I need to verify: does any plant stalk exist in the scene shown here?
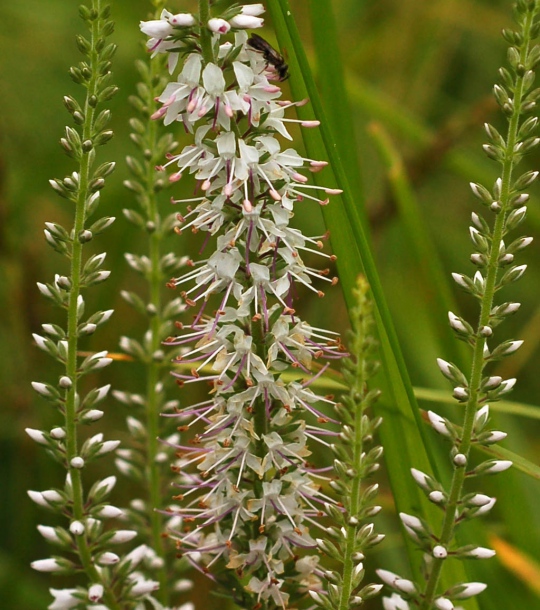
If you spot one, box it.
[64,1,121,607]
[198,0,214,64]
[419,8,535,608]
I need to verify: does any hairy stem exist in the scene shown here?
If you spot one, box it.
[338,349,368,610]
[198,0,214,64]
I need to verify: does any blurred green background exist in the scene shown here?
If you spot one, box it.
[1,0,539,607]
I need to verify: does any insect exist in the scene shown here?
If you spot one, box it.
[247,33,289,81]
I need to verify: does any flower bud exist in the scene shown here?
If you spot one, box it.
[230,14,264,29]
[208,18,231,34]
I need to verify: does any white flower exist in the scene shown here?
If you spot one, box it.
[382,594,410,610]
[94,475,117,495]
[241,4,265,16]
[97,505,123,519]
[141,9,186,72]
[169,13,196,27]
[208,18,231,34]
[97,552,120,565]
[155,54,204,125]
[451,582,487,599]
[483,460,512,474]
[48,588,80,609]
[399,512,425,533]
[88,584,104,602]
[37,525,62,544]
[429,490,445,503]
[230,14,264,29]
[69,520,85,535]
[473,496,497,516]
[434,598,454,610]
[32,558,63,572]
[428,410,451,436]
[140,19,174,39]
[70,456,84,469]
[96,439,121,455]
[25,428,48,445]
[174,579,194,592]
[433,545,448,558]
[109,530,138,544]
[468,493,493,506]
[82,409,104,422]
[453,453,467,466]
[464,546,496,559]
[121,544,151,569]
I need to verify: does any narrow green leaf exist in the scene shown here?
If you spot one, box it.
[415,386,540,420]
[369,122,470,369]
[309,0,364,221]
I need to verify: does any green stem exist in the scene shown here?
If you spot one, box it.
[198,0,214,64]
[64,2,121,607]
[419,10,535,609]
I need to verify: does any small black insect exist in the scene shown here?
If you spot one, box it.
[247,33,289,81]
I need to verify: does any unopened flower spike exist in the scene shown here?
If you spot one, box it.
[29,2,150,608]
[381,3,540,609]
[142,2,346,606]
[312,276,384,610]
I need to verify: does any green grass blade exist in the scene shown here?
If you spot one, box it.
[415,386,540,420]
[309,0,364,220]
[369,122,470,369]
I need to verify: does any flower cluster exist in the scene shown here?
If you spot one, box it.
[140,3,346,607]
[141,4,265,74]
[378,2,540,609]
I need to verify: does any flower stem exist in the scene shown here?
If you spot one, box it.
[64,2,121,607]
[144,50,169,607]
[198,0,214,64]
[419,8,535,608]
